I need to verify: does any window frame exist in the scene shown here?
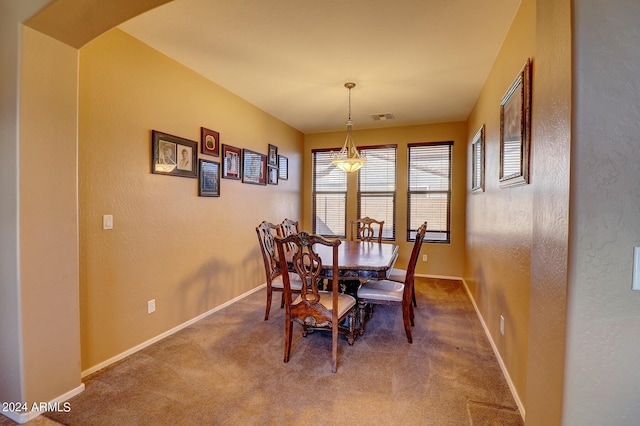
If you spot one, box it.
[407,141,453,243]
[356,144,397,241]
[471,125,485,193]
[312,148,347,238]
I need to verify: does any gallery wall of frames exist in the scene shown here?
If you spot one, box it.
[151,127,289,197]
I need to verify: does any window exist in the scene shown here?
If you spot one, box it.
[357,145,397,240]
[471,125,485,193]
[312,149,347,237]
[407,142,452,243]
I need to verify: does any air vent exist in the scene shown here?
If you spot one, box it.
[371,113,395,121]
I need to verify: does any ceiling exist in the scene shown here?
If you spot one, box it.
[119,0,521,134]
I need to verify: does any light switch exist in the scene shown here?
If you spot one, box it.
[633,247,640,291]
[103,215,113,230]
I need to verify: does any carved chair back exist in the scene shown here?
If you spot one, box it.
[276,231,339,314]
[278,218,300,252]
[350,217,384,243]
[256,221,281,282]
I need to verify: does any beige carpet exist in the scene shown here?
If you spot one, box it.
[2,278,523,425]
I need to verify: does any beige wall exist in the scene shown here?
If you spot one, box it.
[19,25,82,405]
[79,29,303,370]
[303,122,467,278]
[564,0,640,423]
[525,0,572,424]
[465,0,536,414]
[0,0,54,407]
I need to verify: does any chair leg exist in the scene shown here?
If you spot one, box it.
[410,302,415,326]
[284,318,293,363]
[346,310,356,345]
[280,292,285,308]
[402,302,413,344]
[412,285,417,307]
[358,301,367,336]
[265,287,273,321]
[332,321,338,373]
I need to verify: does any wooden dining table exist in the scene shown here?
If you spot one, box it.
[310,240,400,280]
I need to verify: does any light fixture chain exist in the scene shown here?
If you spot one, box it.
[348,85,352,121]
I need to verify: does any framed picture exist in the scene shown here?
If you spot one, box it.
[278,155,288,180]
[201,127,219,156]
[268,144,278,167]
[151,130,197,178]
[471,125,485,193]
[221,144,242,180]
[268,166,278,185]
[500,58,532,187]
[242,149,267,185]
[198,159,220,197]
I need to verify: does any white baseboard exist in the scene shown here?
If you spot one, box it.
[81,284,266,378]
[460,278,526,420]
[1,383,85,424]
[415,273,463,280]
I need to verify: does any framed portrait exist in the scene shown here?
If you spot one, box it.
[471,125,485,193]
[268,144,278,167]
[278,155,288,180]
[198,159,220,197]
[242,149,267,185]
[268,166,278,185]
[201,127,219,156]
[151,130,197,178]
[500,58,532,187]
[221,144,241,180]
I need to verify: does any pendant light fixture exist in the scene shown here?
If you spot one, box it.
[331,82,366,173]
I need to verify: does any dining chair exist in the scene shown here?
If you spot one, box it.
[349,217,384,243]
[356,221,428,343]
[387,222,428,308]
[274,231,357,373]
[256,221,303,321]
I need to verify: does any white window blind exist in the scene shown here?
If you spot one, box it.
[357,145,397,240]
[312,150,347,237]
[408,142,452,242]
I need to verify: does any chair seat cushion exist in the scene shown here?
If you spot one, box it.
[357,279,404,302]
[293,291,356,318]
[387,268,406,283]
[271,273,303,290]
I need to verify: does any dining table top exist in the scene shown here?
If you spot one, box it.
[311,240,399,280]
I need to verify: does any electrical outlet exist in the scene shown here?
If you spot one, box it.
[422,254,428,262]
[500,315,505,336]
[148,299,156,314]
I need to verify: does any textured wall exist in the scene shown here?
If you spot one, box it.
[79,29,303,370]
[464,0,536,412]
[564,0,640,423]
[303,122,468,278]
[525,0,572,424]
[20,25,83,405]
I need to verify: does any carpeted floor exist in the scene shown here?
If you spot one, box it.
[2,277,523,425]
